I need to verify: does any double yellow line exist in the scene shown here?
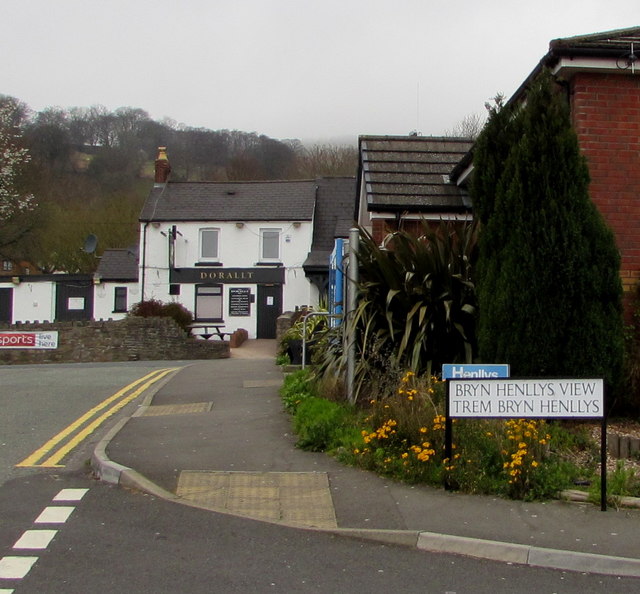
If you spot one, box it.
[17,367,179,468]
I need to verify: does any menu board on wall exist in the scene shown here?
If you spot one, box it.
[229,288,251,316]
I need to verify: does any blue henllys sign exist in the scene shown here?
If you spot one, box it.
[442,364,510,380]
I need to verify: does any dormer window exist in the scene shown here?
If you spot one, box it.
[199,228,220,262]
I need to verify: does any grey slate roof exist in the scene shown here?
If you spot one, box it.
[359,136,473,212]
[549,26,640,54]
[303,177,357,270]
[140,180,317,222]
[96,247,139,281]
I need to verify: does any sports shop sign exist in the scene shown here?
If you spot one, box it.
[444,374,608,510]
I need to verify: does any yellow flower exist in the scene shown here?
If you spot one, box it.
[419,426,427,434]
[401,452,409,459]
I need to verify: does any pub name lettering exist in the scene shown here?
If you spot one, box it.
[199,271,255,281]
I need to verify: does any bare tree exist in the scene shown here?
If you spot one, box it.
[445,112,486,139]
[292,143,358,178]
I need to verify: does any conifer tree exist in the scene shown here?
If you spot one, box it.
[473,70,623,388]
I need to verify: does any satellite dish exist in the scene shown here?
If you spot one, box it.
[83,234,98,254]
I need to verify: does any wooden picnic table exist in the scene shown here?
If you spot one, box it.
[189,324,228,340]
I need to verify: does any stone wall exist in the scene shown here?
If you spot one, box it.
[0,317,229,365]
[276,311,298,342]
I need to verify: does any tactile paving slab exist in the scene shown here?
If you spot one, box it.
[176,471,337,528]
[141,402,213,416]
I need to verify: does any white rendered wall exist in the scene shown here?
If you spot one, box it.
[0,281,55,323]
[93,281,141,320]
[139,220,319,338]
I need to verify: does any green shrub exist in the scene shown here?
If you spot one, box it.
[129,299,165,317]
[129,299,193,333]
[293,397,353,452]
[284,369,606,503]
[315,221,478,404]
[280,369,316,413]
[473,70,624,389]
[589,460,640,506]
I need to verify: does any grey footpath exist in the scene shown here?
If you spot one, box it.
[91,342,640,579]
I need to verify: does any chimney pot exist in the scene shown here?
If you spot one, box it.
[154,146,171,184]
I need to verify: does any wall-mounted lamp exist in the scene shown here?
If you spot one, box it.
[11,276,20,285]
[293,221,301,228]
[152,222,161,228]
[235,222,245,229]
[92,274,102,285]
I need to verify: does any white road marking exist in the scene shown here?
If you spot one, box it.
[0,556,38,579]
[34,506,75,524]
[53,488,89,501]
[13,530,58,550]
[0,488,91,589]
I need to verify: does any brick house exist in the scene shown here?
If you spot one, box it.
[455,26,640,301]
[358,28,640,309]
[553,28,640,295]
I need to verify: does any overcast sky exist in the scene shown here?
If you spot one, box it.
[2,1,638,144]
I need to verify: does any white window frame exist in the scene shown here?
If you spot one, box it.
[195,284,223,321]
[199,228,220,262]
[260,228,281,262]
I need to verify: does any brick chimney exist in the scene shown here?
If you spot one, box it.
[154,147,171,185]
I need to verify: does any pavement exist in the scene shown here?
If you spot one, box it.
[92,340,640,578]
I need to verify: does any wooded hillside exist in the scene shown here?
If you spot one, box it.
[1,95,357,273]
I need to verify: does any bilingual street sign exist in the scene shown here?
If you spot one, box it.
[449,379,604,419]
[447,378,604,419]
[442,363,510,380]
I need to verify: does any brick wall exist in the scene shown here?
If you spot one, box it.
[0,317,229,365]
[571,72,640,298]
[371,219,392,245]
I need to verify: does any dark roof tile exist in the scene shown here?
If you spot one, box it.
[96,247,138,281]
[140,180,317,222]
[360,135,472,212]
[304,177,357,272]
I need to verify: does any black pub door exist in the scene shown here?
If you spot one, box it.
[256,284,282,339]
[55,280,94,321]
[0,288,13,322]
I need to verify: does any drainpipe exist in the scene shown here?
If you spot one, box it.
[141,222,149,302]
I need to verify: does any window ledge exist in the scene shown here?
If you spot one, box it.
[195,262,223,267]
